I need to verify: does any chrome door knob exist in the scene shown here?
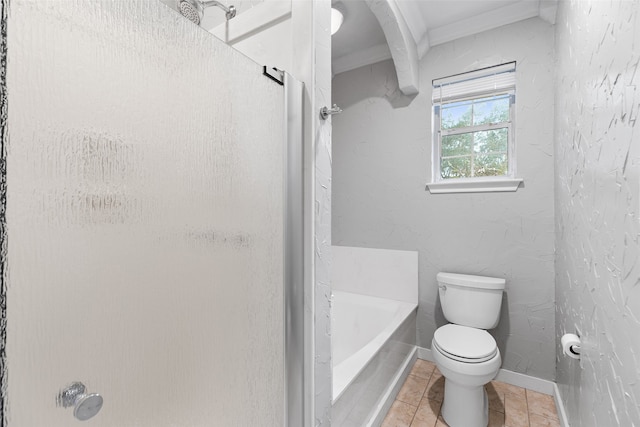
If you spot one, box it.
[58,382,103,421]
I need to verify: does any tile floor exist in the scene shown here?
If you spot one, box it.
[382,359,560,427]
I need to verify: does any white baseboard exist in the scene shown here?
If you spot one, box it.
[416,346,570,426]
[367,346,418,427]
[417,346,433,361]
[493,368,554,395]
[553,383,570,427]
[417,346,554,394]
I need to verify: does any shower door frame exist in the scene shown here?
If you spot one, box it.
[283,72,306,427]
[0,0,8,425]
[0,1,306,424]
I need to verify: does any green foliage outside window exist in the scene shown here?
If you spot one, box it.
[439,94,510,179]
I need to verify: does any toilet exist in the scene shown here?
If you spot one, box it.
[431,272,505,427]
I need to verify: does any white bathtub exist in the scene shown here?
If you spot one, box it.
[332,290,417,402]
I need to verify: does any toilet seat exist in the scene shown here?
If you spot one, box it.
[433,324,497,363]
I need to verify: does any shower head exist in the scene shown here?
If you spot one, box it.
[178,0,237,25]
[178,0,202,24]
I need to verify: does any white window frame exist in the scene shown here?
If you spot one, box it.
[426,62,523,194]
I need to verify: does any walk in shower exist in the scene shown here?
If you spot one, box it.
[2,0,304,425]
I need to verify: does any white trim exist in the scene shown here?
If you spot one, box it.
[417,346,570,424]
[426,178,523,194]
[433,63,515,90]
[417,33,431,60]
[416,346,554,395]
[209,0,291,44]
[431,77,516,186]
[428,0,539,47]
[417,346,433,361]
[392,0,426,52]
[332,43,392,76]
[367,347,418,427]
[433,72,515,102]
[365,0,420,96]
[494,369,554,395]
[283,72,305,427]
[553,383,571,427]
[538,0,559,25]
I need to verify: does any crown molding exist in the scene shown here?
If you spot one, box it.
[428,0,540,47]
[538,0,559,25]
[332,43,392,76]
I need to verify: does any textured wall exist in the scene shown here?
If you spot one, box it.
[332,18,556,380]
[554,0,640,425]
[297,1,334,425]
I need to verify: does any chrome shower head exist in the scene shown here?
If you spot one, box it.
[178,0,203,24]
[178,0,236,25]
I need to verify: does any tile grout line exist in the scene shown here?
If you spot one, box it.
[386,361,560,427]
[526,388,561,426]
[407,364,435,427]
[526,388,530,427]
[408,370,430,427]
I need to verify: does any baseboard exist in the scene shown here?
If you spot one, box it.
[417,346,433,361]
[553,383,570,427]
[417,346,554,394]
[367,346,418,427]
[493,369,555,395]
[417,346,571,426]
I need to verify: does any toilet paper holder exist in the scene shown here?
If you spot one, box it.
[568,343,581,356]
[561,333,581,359]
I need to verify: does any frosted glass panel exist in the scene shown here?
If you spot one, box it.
[6,1,285,426]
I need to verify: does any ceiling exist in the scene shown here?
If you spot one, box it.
[332,0,557,76]
[159,0,557,94]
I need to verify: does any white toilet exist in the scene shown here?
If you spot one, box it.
[431,272,506,427]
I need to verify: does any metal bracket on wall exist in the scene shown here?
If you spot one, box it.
[320,104,342,120]
[263,66,284,86]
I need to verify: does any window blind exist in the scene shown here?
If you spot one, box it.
[432,62,516,103]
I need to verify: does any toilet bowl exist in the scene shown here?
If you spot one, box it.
[432,272,505,427]
[432,324,501,427]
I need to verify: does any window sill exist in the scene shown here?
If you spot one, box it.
[425,178,523,194]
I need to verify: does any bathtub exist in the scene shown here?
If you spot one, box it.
[331,291,417,426]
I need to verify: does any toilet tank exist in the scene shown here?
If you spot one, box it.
[437,272,505,329]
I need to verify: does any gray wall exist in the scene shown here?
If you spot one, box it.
[554,1,640,425]
[332,18,556,380]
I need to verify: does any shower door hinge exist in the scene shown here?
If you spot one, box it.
[263,66,284,86]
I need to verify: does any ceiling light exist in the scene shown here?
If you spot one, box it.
[331,7,344,35]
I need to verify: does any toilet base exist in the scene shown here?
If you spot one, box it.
[441,378,489,427]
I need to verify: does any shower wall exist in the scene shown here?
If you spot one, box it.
[554,0,640,425]
[332,17,556,380]
[159,0,294,71]
[208,0,293,72]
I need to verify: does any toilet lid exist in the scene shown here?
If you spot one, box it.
[433,324,498,363]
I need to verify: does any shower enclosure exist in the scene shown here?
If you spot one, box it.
[1,0,304,425]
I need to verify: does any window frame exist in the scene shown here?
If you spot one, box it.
[427,63,523,194]
[433,91,516,181]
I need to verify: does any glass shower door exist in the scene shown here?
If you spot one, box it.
[4,1,294,425]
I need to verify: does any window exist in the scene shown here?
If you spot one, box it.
[427,62,522,194]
